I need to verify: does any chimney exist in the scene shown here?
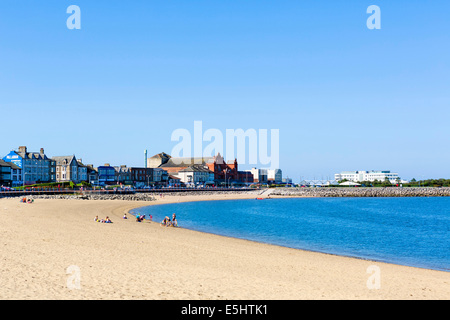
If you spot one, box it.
[145,149,148,168]
[40,148,44,155]
[18,146,27,154]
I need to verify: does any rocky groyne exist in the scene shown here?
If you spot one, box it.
[268,187,450,198]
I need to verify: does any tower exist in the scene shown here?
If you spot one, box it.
[144,149,148,168]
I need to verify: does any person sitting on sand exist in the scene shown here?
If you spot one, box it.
[123,213,128,219]
[161,216,170,226]
[94,215,99,222]
[105,216,112,223]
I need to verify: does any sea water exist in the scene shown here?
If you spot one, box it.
[131,197,450,271]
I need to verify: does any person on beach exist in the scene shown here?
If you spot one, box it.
[105,216,112,223]
[171,213,178,227]
[161,216,170,226]
[94,215,99,222]
[123,213,128,219]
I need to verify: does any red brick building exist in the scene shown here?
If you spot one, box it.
[154,152,253,185]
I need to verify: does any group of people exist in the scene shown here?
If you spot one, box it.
[20,197,34,204]
[94,212,177,227]
[134,214,152,222]
[94,215,112,223]
[161,213,178,227]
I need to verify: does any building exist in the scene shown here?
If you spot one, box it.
[2,146,52,185]
[131,167,153,187]
[152,168,169,186]
[53,155,80,183]
[267,169,283,184]
[159,156,214,175]
[97,164,116,185]
[168,175,181,186]
[86,165,98,185]
[176,165,214,185]
[0,160,11,187]
[205,153,239,184]
[247,168,268,183]
[114,165,132,185]
[151,152,250,185]
[147,152,171,168]
[335,170,401,183]
[1,160,23,187]
[77,160,88,182]
[237,171,254,184]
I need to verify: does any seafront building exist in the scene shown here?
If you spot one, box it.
[97,164,116,185]
[2,146,54,185]
[148,152,253,185]
[267,169,283,184]
[176,165,215,185]
[0,159,22,187]
[0,146,276,187]
[52,155,88,183]
[247,168,268,183]
[335,170,401,183]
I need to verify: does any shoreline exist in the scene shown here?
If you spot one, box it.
[0,195,448,300]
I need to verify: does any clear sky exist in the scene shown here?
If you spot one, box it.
[1,1,449,181]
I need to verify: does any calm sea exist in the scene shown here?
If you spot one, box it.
[131,197,450,271]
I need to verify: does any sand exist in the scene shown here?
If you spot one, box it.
[0,193,448,300]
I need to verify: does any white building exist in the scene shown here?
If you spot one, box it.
[247,168,268,183]
[335,170,400,183]
[267,169,282,184]
[176,165,214,185]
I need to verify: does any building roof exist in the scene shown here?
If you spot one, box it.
[15,151,48,161]
[178,165,213,173]
[0,159,21,170]
[113,166,132,173]
[160,157,214,168]
[149,152,172,160]
[52,155,77,165]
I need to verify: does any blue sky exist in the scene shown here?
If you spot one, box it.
[1,1,449,181]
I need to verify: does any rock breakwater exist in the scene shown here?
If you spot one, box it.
[269,187,450,197]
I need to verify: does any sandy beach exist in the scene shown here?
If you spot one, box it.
[0,193,448,300]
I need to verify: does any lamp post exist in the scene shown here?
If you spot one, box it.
[223,169,227,188]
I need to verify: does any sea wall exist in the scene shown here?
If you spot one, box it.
[7,189,261,201]
[269,187,450,197]
[11,193,158,201]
